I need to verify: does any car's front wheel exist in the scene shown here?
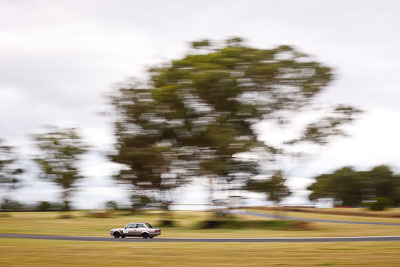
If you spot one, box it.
[113,232,121,238]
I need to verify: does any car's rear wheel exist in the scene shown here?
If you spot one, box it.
[142,233,149,239]
[149,236,154,239]
[113,232,121,238]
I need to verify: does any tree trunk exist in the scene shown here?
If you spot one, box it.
[62,189,71,211]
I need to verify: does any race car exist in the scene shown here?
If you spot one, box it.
[110,222,161,239]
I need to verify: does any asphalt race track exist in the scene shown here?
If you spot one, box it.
[1,233,400,242]
[1,211,400,243]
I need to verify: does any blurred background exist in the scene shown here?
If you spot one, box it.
[1,0,400,212]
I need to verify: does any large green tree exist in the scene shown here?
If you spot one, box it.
[110,37,361,210]
[149,38,360,205]
[33,127,88,211]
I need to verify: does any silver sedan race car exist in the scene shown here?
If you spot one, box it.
[110,222,161,239]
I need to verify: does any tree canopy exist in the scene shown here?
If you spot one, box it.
[33,127,88,210]
[109,37,361,209]
[308,165,400,207]
[246,170,291,204]
[0,139,24,197]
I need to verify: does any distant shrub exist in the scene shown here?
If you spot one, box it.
[0,199,23,211]
[200,219,246,229]
[105,201,119,210]
[198,218,314,230]
[159,220,176,227]
[59,214,73,219]
[37,201,52,211]
[36,201,65,211]
[87,211,112,218]
[367,197,395,211]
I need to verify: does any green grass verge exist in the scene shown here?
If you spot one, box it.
[198,217,312,230]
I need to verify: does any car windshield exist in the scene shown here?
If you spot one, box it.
[145,223,153,228]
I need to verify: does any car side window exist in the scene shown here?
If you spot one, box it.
[127,224,136,228]
[136,224,144,228]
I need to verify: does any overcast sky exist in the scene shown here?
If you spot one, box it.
[1,0,400,208]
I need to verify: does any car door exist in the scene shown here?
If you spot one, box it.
[123,223,136,236]
[135,223,146,236]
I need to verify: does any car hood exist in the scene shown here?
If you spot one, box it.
[110,228,124,232]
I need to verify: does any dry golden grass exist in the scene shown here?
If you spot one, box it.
[1,238,400,267]
[244,208,400,223]
[1,211,400,266]
[0,210,399,238]
[248,206,400,218]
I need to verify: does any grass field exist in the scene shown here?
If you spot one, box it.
[0,210,399,238]
[1,210,400,266]
[247,207,400,219]
[243,208,400,224]
[1,238,400,267]
[294,207,400,217]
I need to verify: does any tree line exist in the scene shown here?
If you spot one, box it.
[308,165,400,209]
[1,37,365,213]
